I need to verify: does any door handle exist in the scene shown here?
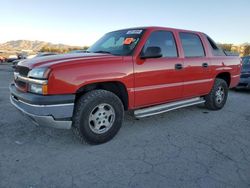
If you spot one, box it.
[175,64,183,70]
[202,62,209,68]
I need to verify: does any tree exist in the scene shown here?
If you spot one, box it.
[40,45,89,53]
[40,45,50,52]
[243,45,250,56]
[83,46,89,50]
[217,43,233,52]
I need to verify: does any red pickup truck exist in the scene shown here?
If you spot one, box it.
[10,27,241,144]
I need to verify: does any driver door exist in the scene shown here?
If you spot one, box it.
[134,30,184,108]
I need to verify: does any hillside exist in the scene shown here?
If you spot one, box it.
[0,40,80,52]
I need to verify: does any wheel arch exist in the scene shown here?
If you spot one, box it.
[75,81,129,110]
[215,72,231,87]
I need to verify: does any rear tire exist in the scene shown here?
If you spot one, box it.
[72,90,124,145]
[204,78,228,110]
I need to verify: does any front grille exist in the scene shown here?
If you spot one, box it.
[15,66,30,77]
[14,65,30,91]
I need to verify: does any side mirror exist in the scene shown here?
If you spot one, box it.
[141,46,162,59]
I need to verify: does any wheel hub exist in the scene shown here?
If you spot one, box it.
[215,86,225,104]
[89,103,115,134]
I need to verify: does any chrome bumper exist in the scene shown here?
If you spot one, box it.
[10,95,73,129]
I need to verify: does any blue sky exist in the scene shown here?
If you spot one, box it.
[1,0,250,46]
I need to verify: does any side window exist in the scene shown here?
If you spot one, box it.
[143,31,178,58]
[179,32,205,57]
[206,36,225,56]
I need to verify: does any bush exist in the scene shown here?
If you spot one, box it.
[40,45,89,53]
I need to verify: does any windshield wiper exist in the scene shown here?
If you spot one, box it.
[93,50,111,54]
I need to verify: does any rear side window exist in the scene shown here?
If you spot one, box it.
[206,36,225,56]
[143,31,178,58]
[179,32,205,57]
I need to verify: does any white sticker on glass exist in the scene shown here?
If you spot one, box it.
[126,30,143,34]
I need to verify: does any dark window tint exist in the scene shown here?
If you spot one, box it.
[242,56,250,70]
[180,32,205,57]
[143,31,178,58]
[206,36,225,56]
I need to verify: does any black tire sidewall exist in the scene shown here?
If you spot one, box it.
[74,90,124,144]
[211,79,228,109]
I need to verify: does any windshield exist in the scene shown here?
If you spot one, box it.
[88,29,144,56]
[242,56,250,70]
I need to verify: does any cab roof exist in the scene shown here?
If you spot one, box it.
[113,26,203,35]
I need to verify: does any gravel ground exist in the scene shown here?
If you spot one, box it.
[0,64,250,188]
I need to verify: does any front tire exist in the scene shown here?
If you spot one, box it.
[72,90,124,144]
[204,78,228,110]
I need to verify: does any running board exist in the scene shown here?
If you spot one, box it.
[134,97,205,118]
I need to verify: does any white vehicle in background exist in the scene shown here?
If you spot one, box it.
[6,55,18,63]
[9,55,18,58]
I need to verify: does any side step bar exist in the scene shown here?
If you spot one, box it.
[134,97,205,118]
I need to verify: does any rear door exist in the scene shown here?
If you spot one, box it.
[179,32,212,98]
[134,30,184,107]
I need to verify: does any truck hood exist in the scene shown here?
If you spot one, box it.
[18,53,121,69]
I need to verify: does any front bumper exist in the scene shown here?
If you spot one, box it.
[10,84,75,129]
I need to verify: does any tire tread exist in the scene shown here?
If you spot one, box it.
[72,90,124,144]
[204,78,228,110]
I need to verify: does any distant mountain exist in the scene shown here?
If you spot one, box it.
[0,40,80,52]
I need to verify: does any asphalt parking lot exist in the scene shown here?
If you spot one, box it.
[0,64,250,188]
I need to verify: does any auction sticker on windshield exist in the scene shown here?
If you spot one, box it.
[126,30,143,34]
[123,38,135,45]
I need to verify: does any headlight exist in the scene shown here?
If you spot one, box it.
[27,67,50,95]
[29,83,48,95]
[28,68,50,79]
